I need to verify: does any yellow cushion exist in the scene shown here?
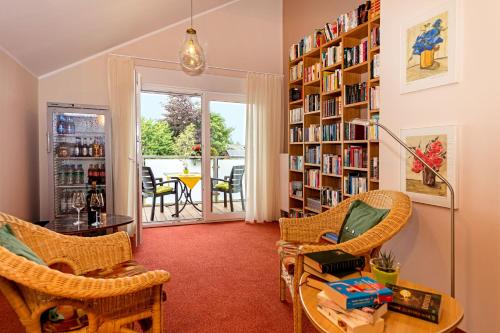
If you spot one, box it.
[214,182,229,191]
[156,185,173,194]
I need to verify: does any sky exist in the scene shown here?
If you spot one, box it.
[141,92,246,145]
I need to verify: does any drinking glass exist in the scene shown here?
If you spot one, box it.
[89,192,104,227]
[72,192,86,226]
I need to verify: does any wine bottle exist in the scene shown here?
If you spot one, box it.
[87,181,98,225]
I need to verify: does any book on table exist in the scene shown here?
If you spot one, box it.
[306,268,361,285]
[387,284,442,324]
[317,304,384,333]
[304,249,365,275]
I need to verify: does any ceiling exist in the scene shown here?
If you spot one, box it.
[0,0,234,77]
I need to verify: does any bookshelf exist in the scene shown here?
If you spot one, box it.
[288,3,380,218]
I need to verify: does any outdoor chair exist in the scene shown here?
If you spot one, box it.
[211,165,245,212]
[0,212,170,332]
[142,166,179,221]
[278,190,412,333]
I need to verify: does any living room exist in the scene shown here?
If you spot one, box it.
[0,0,498,332]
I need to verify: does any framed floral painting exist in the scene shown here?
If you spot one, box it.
[400,0,461,93]
[400,126,458,208]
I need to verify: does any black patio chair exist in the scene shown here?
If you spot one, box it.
[142,166,179,221]
[211,165,245,212]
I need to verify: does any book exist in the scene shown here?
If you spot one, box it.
[305,266,360,284]
[317,304,385,333]
[304,250,365,275]
[387,284,442,324]
[320,232,339,243]
[324,277,393,309]
[318,291,388,325]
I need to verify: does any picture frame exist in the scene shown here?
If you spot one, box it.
[400,0,461,94]
[400,125,458,208]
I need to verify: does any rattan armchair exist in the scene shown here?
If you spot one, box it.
[0,212,170,333]
[278,190,412,333]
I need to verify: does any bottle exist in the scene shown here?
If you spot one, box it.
[88,164,94,184]
[58,166,65,185]
[87,182,98,225]
[92,137,99,157]
[65,117,72,135]
[64,165,71,185]
[61,190,67,214]
[72,165,79,185]
[100,164,106,185]
[56,115,65,135]
[82,138,88,157]
[77,164,84,184]
[100,187,106,213]
[98,137,104,157]
[74,137,80,157]
[88,137,93,157]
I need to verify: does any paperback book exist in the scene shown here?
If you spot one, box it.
[324,277,393,310]
[387,284,442,324]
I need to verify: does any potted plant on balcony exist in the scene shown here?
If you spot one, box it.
[370,251,400,286]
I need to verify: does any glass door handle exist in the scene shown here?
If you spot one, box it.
[46,132,51,153]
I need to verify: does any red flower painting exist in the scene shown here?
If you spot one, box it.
[410,137,446,187]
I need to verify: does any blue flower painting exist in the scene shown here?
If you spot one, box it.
[412,19,444,56]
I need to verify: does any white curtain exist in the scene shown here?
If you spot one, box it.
[107,55,137,235]
[245,72,283,222]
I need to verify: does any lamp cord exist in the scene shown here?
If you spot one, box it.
[190,0,193,28]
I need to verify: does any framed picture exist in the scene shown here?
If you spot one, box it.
[400,0,461,93]
[400,126,458,208]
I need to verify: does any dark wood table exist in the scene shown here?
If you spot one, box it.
[45,214,134,236]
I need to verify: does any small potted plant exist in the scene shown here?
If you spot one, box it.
[370,251,400,286]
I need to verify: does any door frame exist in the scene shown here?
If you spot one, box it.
[137,83,246,226]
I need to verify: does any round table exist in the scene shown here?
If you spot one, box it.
[45,214,134,236]
[170,173,202,213]
[299,272,464,333]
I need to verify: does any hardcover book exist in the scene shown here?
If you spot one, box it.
[317,304,385,333]
[325,277,393,310]
[386,284,442,324]
[304,249,365,275]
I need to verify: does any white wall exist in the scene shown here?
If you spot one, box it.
[38,0,283,219]
[381,1,500,331]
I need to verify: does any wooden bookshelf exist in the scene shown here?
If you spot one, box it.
[287,4,381,217]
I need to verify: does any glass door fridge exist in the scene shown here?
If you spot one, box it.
[48,103,113,220]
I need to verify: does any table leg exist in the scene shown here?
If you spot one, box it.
[175,182,190,215]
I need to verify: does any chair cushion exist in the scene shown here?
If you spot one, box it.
[339,200,390,243]
[156,185,174,194]
[214,182,229,191]
[0,224,46,266]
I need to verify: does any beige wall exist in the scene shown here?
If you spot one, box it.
[0,50,38,220]
[38,0,283,219]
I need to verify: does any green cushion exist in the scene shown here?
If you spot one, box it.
[156,185,174,194]
[0,224,46,266]
[214,182,229,191]
[339,200,390,243]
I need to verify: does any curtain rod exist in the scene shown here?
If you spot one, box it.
[109,53,283,77]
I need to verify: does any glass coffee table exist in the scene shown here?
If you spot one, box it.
[45,214,134,236]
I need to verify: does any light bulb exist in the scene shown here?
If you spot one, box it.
[179,28,205,76]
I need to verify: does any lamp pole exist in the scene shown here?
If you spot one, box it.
[355,119,456,297]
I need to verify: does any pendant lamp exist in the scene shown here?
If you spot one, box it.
[179,0,205,75]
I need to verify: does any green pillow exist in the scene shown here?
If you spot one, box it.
[0,224,46,266]
[339,200,390,243]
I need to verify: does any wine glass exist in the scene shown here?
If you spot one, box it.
[72,192,86,226]
[89,192,104,227]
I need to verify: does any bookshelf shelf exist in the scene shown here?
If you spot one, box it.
[288,3,381,218]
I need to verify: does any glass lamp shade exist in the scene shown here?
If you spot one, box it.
[179,28,206,76]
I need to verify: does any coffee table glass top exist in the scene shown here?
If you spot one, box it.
[45,214,134,235]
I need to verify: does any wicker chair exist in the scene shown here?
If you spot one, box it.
[278,190,412,333]
[0,212,170,333]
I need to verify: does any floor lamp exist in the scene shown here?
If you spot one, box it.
[352,118,456,298]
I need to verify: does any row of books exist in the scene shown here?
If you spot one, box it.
[323,69,342,93]
[306,146,321,164]
[345,123,368,141]
[323,96,342,117]
[305,94,320,113]
[345,82,368,105]
[289,30,325,61]
[306,197,321,211]
[290,127,303,143]
[321,187,342,207]
[290,107,303,124]
[304,125,321,142]
[322,123,341,142]
[289,209,304,218]
[305,63,321,83]
[371,157,379,180]
[371,53,380,79]
[344,173,368,195]
[344,38,368,68]
[344,146,368,168]
[368,114,379,140]
[305,169,321,188]
[290,155,303,171]
[322,44,342,68]
[323,154,342,175]
[290,61,303,81]
[337,1,372,35]
[289,181,303,198]
[369,86,380,110]
[370,26,380,48]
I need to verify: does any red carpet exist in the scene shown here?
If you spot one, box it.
[0,222,315,332]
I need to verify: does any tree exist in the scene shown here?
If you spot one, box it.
[210,113,233,156]
[141,118,175,156]
[162,95,201,138]
[174,123,197,158]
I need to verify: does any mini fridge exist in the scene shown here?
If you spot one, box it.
[47,102,113,219]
